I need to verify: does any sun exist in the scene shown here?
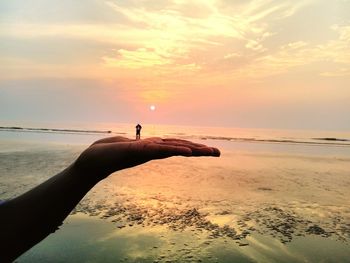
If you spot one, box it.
[150,105,156,111]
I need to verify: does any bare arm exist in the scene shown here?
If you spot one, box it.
[0,137,220,262]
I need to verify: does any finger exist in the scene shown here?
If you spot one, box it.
[142,137,164,143]
[143,143,193,159]
[190,147,215,156]
[212,147,221,157]
[156,141,219,156]
[91,136,131,146]
[162,138,207,147]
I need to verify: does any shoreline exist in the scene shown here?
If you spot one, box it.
[1,126,350,147]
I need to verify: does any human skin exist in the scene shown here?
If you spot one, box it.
[0,137,220,262]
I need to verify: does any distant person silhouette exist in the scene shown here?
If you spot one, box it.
[136,124,142,140]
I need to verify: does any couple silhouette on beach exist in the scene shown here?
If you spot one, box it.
[0,126,220,262]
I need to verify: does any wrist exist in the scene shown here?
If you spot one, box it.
[68,161,102,187]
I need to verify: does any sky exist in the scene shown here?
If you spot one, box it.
[0,0,349,130]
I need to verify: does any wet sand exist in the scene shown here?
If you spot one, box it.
[1,139,350,262]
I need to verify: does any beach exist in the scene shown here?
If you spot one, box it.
[1,125,350,262]
[2,0,350,261]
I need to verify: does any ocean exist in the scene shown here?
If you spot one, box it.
[0,121,350,262]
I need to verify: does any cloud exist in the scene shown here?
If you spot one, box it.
[0,0,132,24]
[0,0,349,129]
[227,24,350,79]
[0,0,317,75]
[103,48,172,69]
[320,68,350,77]
[1,0,349,84]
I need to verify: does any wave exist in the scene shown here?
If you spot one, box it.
[188,136,350,146]
[312,137,349,142]
[0,126,112,134]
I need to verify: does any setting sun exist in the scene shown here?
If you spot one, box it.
[150,105,156,111]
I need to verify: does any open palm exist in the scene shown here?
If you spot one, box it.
[75,136,220,181]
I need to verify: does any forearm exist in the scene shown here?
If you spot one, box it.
[0,136,220,262]
[0,163,99,262]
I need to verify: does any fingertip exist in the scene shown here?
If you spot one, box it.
[180,147,193,156]
[212,148,221,157]
[190,147,213,156]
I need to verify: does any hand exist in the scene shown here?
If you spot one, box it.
[74,136,220,182]
[0,137,219,261]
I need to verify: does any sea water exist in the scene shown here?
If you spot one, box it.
[1,121,350,262]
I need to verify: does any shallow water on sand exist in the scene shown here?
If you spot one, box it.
[1,135,350,262]
[17,214,350,263]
